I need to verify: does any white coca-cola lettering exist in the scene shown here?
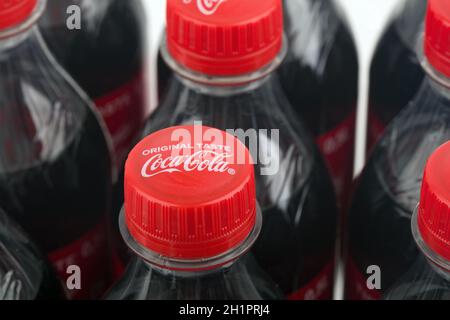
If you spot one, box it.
[183,0,228,15]
[141,150,235,177]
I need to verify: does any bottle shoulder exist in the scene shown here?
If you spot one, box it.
[349,79,450,292]
[361,79,450,213]
[145,77,334,201]
[107,256,283,300]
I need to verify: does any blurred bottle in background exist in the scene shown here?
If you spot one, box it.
[346,0,450,300]
[0,207,63,300]
[107,126,283,300]
[40,0,148,276]
[367,0,428,153]
[0,0,113,299]
[279,0,359,206]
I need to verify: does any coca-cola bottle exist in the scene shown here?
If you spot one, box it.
[367,0,427,152]
[279,0,358,204]
[158,0,358,205]
[39,0,147,168]
[0,207,63,300]
[385,142,450,300]
[39,0,146,277]
[0,0,112,299]
[107,125,283,300]
[146,0,338,299]
[346,0,450,300]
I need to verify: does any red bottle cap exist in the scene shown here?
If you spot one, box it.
[418,141,450,261]
[124,125,256,260]
[0,0,37,30]
[424,0,450,77]
[166,0,284,76]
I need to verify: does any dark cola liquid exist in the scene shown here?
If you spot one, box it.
[0,111,112,299]
[367,0,427,152]
[144,76,338,299]
[346,79,450,299]
[253,169,337,298]
[0,110,110,251]
[40,0,146,166]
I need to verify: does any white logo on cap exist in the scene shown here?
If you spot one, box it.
[183,0,228,16]
[141,150,235,177]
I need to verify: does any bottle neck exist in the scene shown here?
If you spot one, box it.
[160,34,288,97]
[141,257,236,279]
[119,205,263,275]
[174,73,273,97]
[411,207,450,282]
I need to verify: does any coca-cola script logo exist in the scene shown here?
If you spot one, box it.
[183,0,228,15]
[141,150,236,177]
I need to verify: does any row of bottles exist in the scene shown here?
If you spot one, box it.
[0,0,354,300]
[0,0,145,299]
[2,0,450,301]
[347,0,450,299]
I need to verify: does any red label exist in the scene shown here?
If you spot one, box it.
[316,112,356,205]
[95,72,145,167]
[48,221,111,300]
[366,109,386,156]
[345,259,381,300]
[288,263,334,300]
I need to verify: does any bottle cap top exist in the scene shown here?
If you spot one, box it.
[124,125,257,260]
[166,0,284,77]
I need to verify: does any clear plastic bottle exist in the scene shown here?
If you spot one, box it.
[385,142,450,300]
[39,0,147,277]
[0,207,63,300]
[107,125,282,300]
[158,0,358,205]
[147,0,338,299]
[367,0,427,152]
[0,0,113,299]
[346,0,450,300]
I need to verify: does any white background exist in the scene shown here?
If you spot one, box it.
[143,0,403,173]
[142,0,404,299]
